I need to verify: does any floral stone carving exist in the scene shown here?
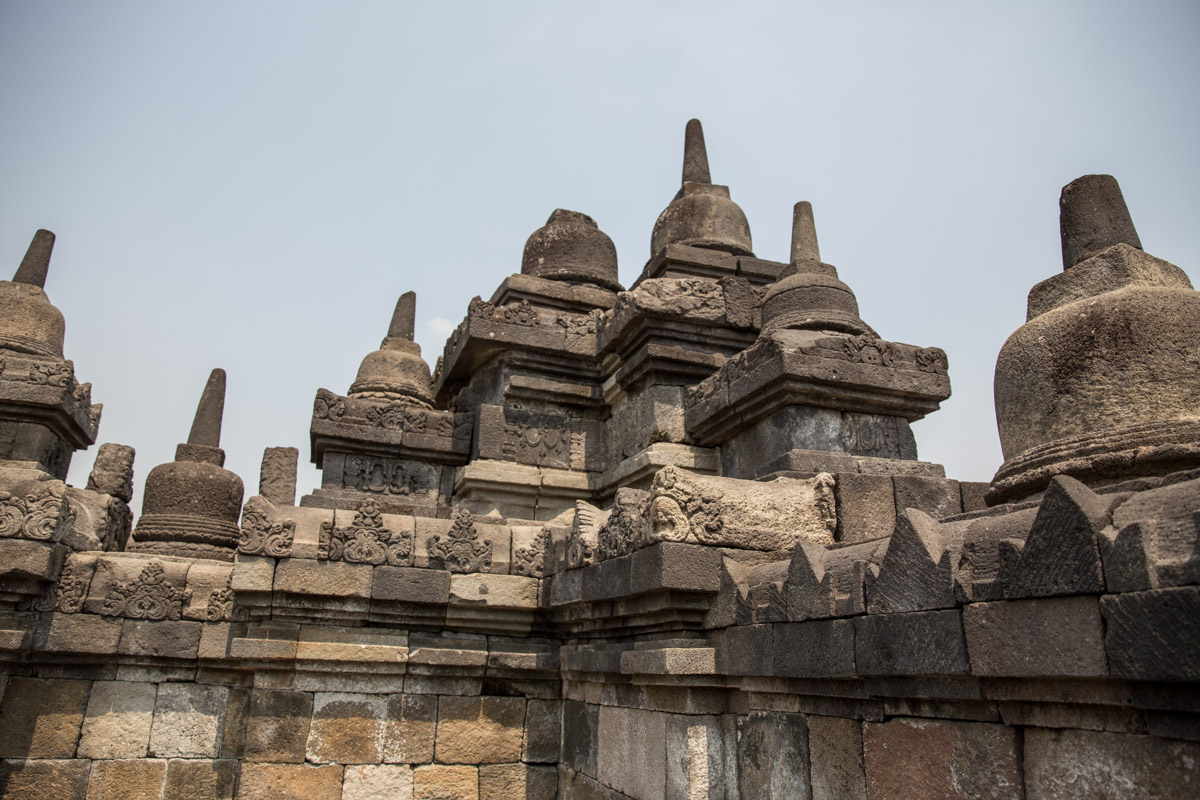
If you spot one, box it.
[426,507,492,573]
[101,560,191,621]
[512,528,550,578]
[0,481,71,542]
[238,496,297,557]
[319,499,413,567]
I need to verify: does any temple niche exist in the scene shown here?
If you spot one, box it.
[0,122,1197,800]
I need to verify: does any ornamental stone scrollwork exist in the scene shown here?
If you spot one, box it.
[512,528,550,578]
[365,402,427,432]
[237,496,296,557]
[28,361,73,387]
[843,334,894,367]
[915,346,949,374]
[426,507,492,573]
[597,489,650,560]
[313,390,346,421]
[344,456,438,497]
[469,297,540,327]
[318,499,412,567]
[72,381,92,405]
[841,414,916,461]
[650,467,726,545]
[503,422,570,466]
[205,574,237,622]
[101,560,191,621]
[25,557,93,613]
[0,482,70,541]
[558,308,606,339]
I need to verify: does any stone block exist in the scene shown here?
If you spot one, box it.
[773,619,856,677]
[0,538,66,581]
[809,716,867,800]
[274,558,372,598]
[163,758,237,800]
[450,573,538,608]
[118,619,203,659]
[960,481,991,513]
[562,700,599,775]
[892,475,962,519]
[785,538,886,621]
[1024,728,1200,799]
[34,611,123,654]
[598,705,666,800]
[260,446,299,506]
[0,758,90,800]
[715,623,773,676]
[630,542,722,595]
[77,679,157,758]
[835,472,896,543]
[343,764,415,800]
[87,758,168,800]
[665,714,730,800]
[306,691,387,764]
[373,564,451,603]
[244,688,313,762]
[149,682,228,758]
[480,763,559,800]
[436,695,525,764]
[524,698,561,763]
[237,763,344,800]
[0,677,90,758]
[1103,586,1200,680]
[383,693,438,763]
[413,764,479,800]
[863,718,1021,800]
[964,596,1108,677]
[231,555,276,592]
[854,609,970,676]
[736,712,810,799]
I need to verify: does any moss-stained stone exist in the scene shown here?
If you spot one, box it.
[736,711,810,800]
[244,689,313,763]
[237,763,344,800]
[0,758,91,800]
[163,758,237,800]
[414,764,479,800]
[77,680,157,759]
[149,683,229,758]
[864,718,1021,800]
[809,716,866,800]
[87,758,168,800]
[435,696,525,764]
[480,762,558,800]
[1024,728,1200,800]
[306,692,387,764]
[383,694,437,763]
[598,705,666,800]
[343,764,415,800]
[0,677,91,758]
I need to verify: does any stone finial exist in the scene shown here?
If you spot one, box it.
[187,369,226,448]
[1060,174,1142,270]
[790,202,821,265]
[12,229,55,288]
[259,446,299,506]
[85,443,136,503]
[682,119,712,185]
[387,291,416,342]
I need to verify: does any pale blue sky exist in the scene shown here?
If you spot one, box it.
[2,1,1197,512]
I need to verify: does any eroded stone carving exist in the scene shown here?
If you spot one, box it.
[238,496,296,557]
[0,481,70,541]
[28,360,73,387]
[319,499,412,567]
[469,297,540,326]
[344,456,438,497]
[427,507,492,573]
[205,574,237,622]
[313,389,346,421]
[101,560,190,620]
[597,489,650,560]
[512,528,550,578]
[843,334,894,367]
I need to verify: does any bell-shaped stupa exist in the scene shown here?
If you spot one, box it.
[990,174,1200,502]
[521,209,621,292]
[129,369,245,561]
[650,119,753,258]
[348,291,434,407]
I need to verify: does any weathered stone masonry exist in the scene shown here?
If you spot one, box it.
[1,122,1198,799]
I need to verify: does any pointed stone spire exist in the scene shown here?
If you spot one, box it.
[682,119,711,185]
[387,291,416,341]
[790,202,821,265]
[1059,174,1142,270]
[12,229,55,287]
[187,368,226,448]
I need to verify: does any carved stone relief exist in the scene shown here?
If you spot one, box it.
[426,507,492,573]
[319,499,412,567]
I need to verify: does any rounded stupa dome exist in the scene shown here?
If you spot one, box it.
[0,230,65,358]
[521,209,621,292]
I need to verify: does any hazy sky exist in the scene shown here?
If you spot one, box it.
[2,1,1197,513]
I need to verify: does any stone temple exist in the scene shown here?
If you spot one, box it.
[0,120,1197,799]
